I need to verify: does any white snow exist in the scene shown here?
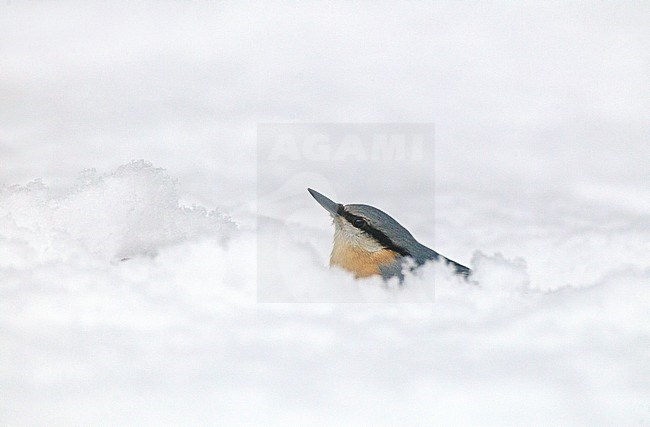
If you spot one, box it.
[1,2,649,425]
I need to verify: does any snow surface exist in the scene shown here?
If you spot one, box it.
[1,2,649,425]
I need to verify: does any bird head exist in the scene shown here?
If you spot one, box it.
[308,188,420,278]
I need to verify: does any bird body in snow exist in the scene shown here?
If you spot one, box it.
[308,188,471,280]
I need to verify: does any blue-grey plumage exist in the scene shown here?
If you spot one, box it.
[308,188,471,281]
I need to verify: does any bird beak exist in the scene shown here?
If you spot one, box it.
[308,188,341,216]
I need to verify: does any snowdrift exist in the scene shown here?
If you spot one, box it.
[1,162,648,425]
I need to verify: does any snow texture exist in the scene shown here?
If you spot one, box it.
[1,2,649,425]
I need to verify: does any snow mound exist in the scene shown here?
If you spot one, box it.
[0,162,648,425]
[0,160,235,267]
[470,251,529,293]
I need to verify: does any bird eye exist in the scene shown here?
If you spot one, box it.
[353,218,366,228]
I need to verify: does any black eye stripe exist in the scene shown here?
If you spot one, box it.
[340,209,410,257]
[341,211,366,230]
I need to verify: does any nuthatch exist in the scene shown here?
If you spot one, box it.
[308,188,471,281]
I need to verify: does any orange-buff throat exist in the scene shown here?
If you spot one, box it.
[330,243,398,278]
